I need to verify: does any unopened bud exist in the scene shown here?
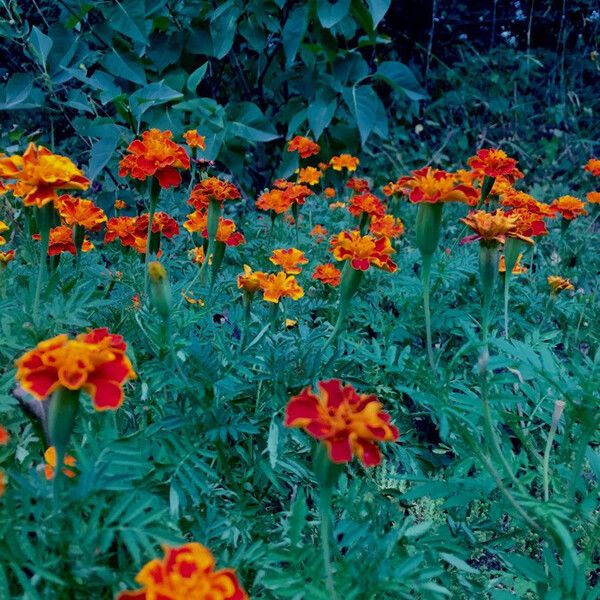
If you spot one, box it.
[148,261,171,318]
[551,400,565,427]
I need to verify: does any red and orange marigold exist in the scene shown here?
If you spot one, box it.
[312,263,342,287]
[237,265,263,294]
[256,272,304,303]
[330,230,397,272]
[587,191,600,204]
[467,148,522,181]
[370,215,405,239]
[116,543,247,600]
[15,328,136,411]
[285,379,399,467]
[34,225,94,255]
[287,136,320,159]
[547,275,574,294]
[183,129,206,150]
[346,178,370,193]
[583,158,600,177]
[0,221,8,245]
[397,167,478,205]
[460,210,533,245]
[44,446,76,480]
[188,177,241,210]
[269,248,309,274]
[348,192,386,218]
[0,250,15,267]
[297,166,322,185]
[550,195,587,220]
[57,195,107,230]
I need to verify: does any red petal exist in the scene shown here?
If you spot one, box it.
[355,439,382,466]
[85,380,124,411]
[327,437,352,463]
[156,166,182,189]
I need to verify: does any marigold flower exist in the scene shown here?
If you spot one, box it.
[499,253,527,275]
[369,214,404,239]
[256,272,304,303]
[467,148,521,180]
[346,178,370,193]
[237,265,263,293]
[285,379,399,466]
[330,230,397,272]
[189,247,206,265]
[34,225,94,255]
[382,180,403,197]
[256,188,292,214]
[500,189,556,217]
[184,211,244,246]
[318,162,330,171]
[310,224,328,242]
[148,261,167,283]
[330,154,359,172]
[348,192,386,218]
[119,129,190,189]
[329,201,346,210]
[116,543,247,600]
[0,143,90,207]
[285,319,298,328]
[507,208,549,238]
[0,221,8,245]
[287,136,320,158]
[297,166,322,185]
[188,177,241,210]
[114,199,126,211]
[105,217,142,250]
[142,212,180,238]
[587,191,600,204]
[324,187,336,198]
[460,210,532,245]
[15,328,136,411]
[0,250,15,267]
[182,291,205,306]
[132,295,141,310]
[550,195,587,220]
[57,195,107,230]
[547,275,574,294]
[397,167,478,205]
[0,425,9,445]
[270,248,309,274]
[584,158,600,176]
[183,129,206,150]
[312,263,342,287]
[44,446,76,480]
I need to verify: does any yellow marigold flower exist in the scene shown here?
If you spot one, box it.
[182,291,205,306]
[324,187,336,198]
[370,215,405,239]
[256,272,304,303]
[297,166,322,185]
[114,199,126,211]
[547,275,574,294]
[0,143,90,207]
[584,158,600,176]
[183,129,206,150]
[0,221,8,245]
[499,253,527,274]
[460,210,533,245]
[397,167,478,205]
[0,250,15,267]
[44,446,76,480]
[330,230,397,272]
[587,191,600,204]
[550,195,587,220]
[269,248,309,274]
[330,154,360,172]
[189,246,206,265]
[287,136,320,158]
[285,318,298,328]
[237,264,263,293]
[312,263,342,286]
[148,261,167,283]
[57,195,107,231]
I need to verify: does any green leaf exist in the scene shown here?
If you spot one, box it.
[104,51,147,85]
[366,0,391,27]
[111,0,148,45]
[210,1,241,59]
[187,63,208,93]
[267,418,279,468]
[342,84,379,144]
[283,5,309,67]
[0,73,33,109]
[129,81,183,125]
[308,98,337,139]
[29,26,53,68]
[440,552,479,574]
[317,0,351,28]
[374,61,429,101]
[88,136,119,181]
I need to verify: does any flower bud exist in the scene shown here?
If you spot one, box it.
[148,261,171,319]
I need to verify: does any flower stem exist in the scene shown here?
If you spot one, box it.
[198,198,221,284]
[144,179,160,295]
[421,252,436,372]
[319,488,338,600]
[33,204,54,324]
[542,401,564,502]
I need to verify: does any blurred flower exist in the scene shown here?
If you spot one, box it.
[132,295,141,310]
[551,195,587,220]
[330,154,359,172]
[114,199,126,211]
[499,253,527,274]
[324,187,336,198]
[188,177,241,210]
[184,212,245,246]
[312,263,342,287]
[285,319,298,328]
[397,167,478,204]
[297,166,322,185]
[183,129,206,150]
[0,143,90,207]
[15,328,136,411]
[44,446,76,480]
[310,224,328,242]
[256,272,304,303]
[270,248,309,274]
[0,221,8,245]
[382,180,403,197]
[584,158,600,176]
[346,178,370,193]
[370,215,404,239]
[182,291,204,306]
[33,225,94,255]
[0,425,9,445]
[0,249,12,268]
[348,192,386,218]
[189,247,206,265]
[547,275,574,293]
[587,191,600,204]
[148,261,167,283]
[284,379,399,466]
[329,201,346,210]
[118,129,190,189]
[237,265,263,293]
[460,210,532,244]
[287,136,320,158]
[467,148,522,180]
[330,230,397,272]
[57,195,107,230]
[116,543,247,600]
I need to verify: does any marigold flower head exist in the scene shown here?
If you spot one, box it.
[285,379,399,466]
[330,230,397,272]
[584,158,600,176]
[189,246,206,266]
[118,129,190,189]
[116,542,247,600]
[256,272,304,303]
[142,211,180,238]
[467,148,522,180]
[312,263,341,287]
[15,328,136,411]
[346,178,370,193]
[370,215,404,239]
[500,189,557,217]
[287,136,320,158]
[310,224,328,242]
[0,425,9,445]
[182,291,205,306]
[188,177,241,210]
[34,225,94,255]
[57,195,107,231]
[348,192,386,218]
[382,180,404,197]
[499,253,527,275]
[0,143,90,208]
[397,167,478,205]
[105,216,142,250]
[0,250,15,267]
[297,166,322,185]
[0,221,8,245]
[184,211,244,246]
[550,195,587,220]
[547,275,574,294]
[285,319,298,328]
[183,129,206,150]
[237,264,263,294]
[114,199,126,211]
[330,154,359,172]
[587,191,600,204]
[506,208,549,238]
[44,446,76,480]
[324,187,336,198]
[460,210,532,245]
[270,248,309,274]
[256,182,313,214]
[329,201,346,210]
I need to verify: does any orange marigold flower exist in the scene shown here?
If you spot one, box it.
[330,230,397,272]
[256,272,304,303]
[499,253,527,275]
[44,446,76,480]
[114,199,126,211]
[237,265,263,294]
[0,250,15,267]
[397,167,478,205]
[324,187,336,198]
[370,215,405,239]
[118,129,190,189]
[346,178,370,193]
[188,177,241,210]
[34,225,94,255]
[256,188,292,214]
[285,379,399,467]
[15,328,136,411]
[550,195,587,220]
[287,136,320,158]
[467,148,521,180]
[270,248,309,274]
[348,192,386,218]
[318,162,330,171]
[189,247,206,265]
[57,195,107,231]
[382,180,403,197]
[105,216,141,250]
[184,211,244,246]
[0,221,8,245]
[587,191,600,204]
[330,154,359,172]
[547,276,574,294]
[500,189,557,217]
[0,425,9,445]
[507,208,549,238]
[312,263,341,287]
[183,129,206,150]
[116,543,248,600]
[137,212,180,239]
[0,143,90,207]
[460,210,532,245]
[329,201,346,210]
[182,291,205,306]
[297,166,322,185]
[310,224,328,242]
[584,158,600,176]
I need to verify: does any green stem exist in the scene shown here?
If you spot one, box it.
[319,488,338,600]
[479,242,500,351]
[542,402,564,503]
[144,179,161,295]
[269,302,279,330]
[503,273,511,340]
[421,252,436,372]
[198,198,221,284]
[33,204,54,324]
[325,264,363,347]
